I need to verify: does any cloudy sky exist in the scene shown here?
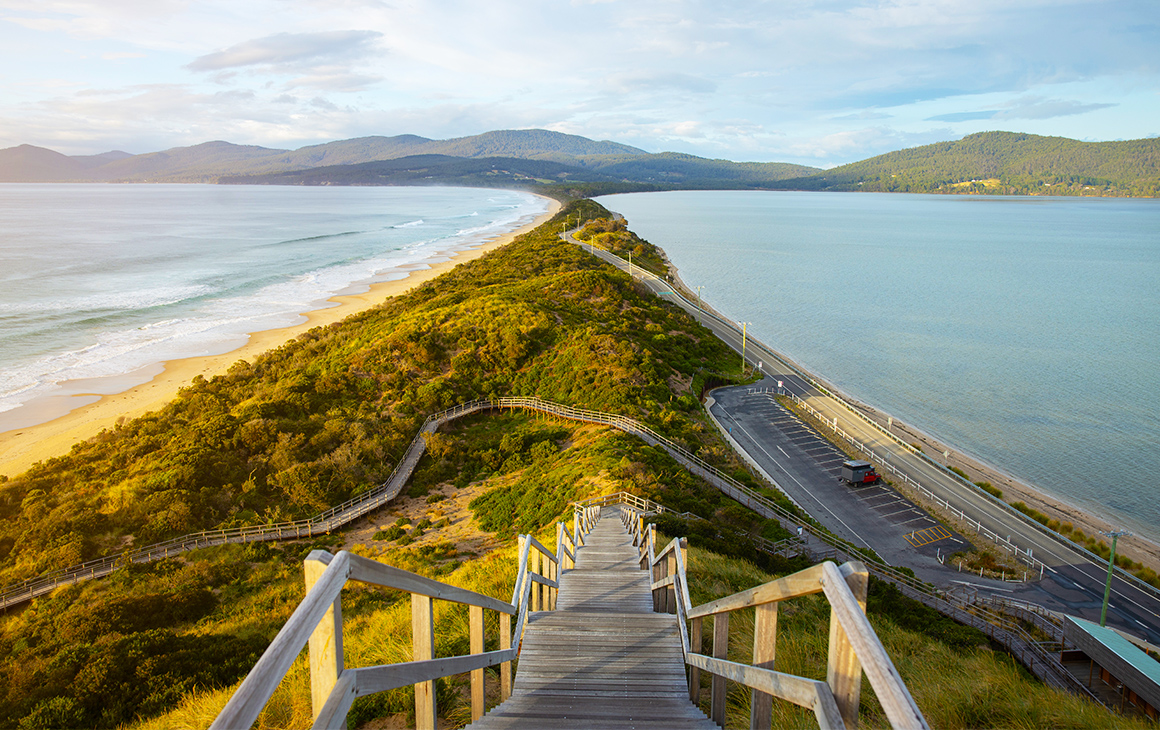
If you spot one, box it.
[1,0,1157,166]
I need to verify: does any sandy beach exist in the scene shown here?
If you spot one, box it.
[0,197,560,479]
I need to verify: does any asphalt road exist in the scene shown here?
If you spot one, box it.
[562,227,1160,642]
[708,386,970,583]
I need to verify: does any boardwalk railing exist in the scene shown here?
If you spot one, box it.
[1,392,825,611]
[605,491,1099,705]
[620,505,928,730]
[211,507,600,730]
[0,397,1104,704]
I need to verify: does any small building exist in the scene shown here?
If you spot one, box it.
[1061,616,1160,720]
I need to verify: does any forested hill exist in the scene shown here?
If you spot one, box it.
[5,129,1157,196]
[0,129,816,189]
[778,132,1160,197]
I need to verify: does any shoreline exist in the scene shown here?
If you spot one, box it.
[663,253,1160,571]
[0,197,561,478]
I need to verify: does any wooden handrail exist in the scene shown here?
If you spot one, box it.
[622,503,928,730]
[214,503,607,730]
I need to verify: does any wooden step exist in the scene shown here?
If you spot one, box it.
[468,507,714,729]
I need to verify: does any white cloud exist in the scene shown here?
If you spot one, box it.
[188,30,383,72]
[0,0,1156,165]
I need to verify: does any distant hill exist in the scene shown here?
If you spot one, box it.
[222,150,819,195]
[220,154,626,189]
[584,151,815,185]
[4,129,1156,197]
[0,130,652,183]
[778,132,1160,197]
[0,145,93,182]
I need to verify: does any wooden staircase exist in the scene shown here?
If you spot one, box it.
[212,494,928,730]
[469,507,716,728]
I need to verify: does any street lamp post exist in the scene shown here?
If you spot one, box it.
[1100,530,1131,626]
[695,286,703,321]
[740,322,751,374]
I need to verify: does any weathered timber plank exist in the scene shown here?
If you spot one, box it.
[468,507,714,729]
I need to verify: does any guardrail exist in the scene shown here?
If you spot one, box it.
[211,506,600,730]
[0,397,1110,702]
[621,504,928,729]
[567,226,1160,606]
[610,494,1098,705]
[777,389,1049,577]
[0,393,1061,621]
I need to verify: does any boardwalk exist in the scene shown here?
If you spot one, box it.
[470,507,716,729]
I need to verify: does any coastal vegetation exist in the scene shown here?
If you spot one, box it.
[572,216,667,275]
[0,198,766,727]
[0,201,1142,728]
[776,131,1160,197]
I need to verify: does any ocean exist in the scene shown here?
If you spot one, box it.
[602,190,1160,542]
[0,184,549,431]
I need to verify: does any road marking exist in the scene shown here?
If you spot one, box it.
[949,580,1013,593]
[901,516,932,526]
[905,525,953,547]
[717,405,876,551]
[777,445,790,458]
[874,499,906,508]
[883,507,920,519]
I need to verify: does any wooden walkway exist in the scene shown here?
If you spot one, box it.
[470,507,716,729]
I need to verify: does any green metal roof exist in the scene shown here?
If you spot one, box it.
[1069,616,1160,687]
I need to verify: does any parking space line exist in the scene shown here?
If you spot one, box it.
[905,525,953,548]
[900,516,933,526]
[882,507,921,518]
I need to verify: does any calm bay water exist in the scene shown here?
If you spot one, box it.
[604,191,1160,541]
[0,184,548,430]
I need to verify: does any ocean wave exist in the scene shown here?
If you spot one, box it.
[0,189,551,419]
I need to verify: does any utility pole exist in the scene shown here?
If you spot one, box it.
[628,251,633,278]
[1100,530,1131,626]
[695,286,703,321]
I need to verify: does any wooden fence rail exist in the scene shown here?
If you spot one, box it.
[211,505,601,730]
[620,505,928,730]
[0,399,1106,705]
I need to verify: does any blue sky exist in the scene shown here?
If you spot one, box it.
[0,0,1156,167]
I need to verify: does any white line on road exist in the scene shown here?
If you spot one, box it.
[777,445,790,458]
[882,508,921,519]
[719,404,876,551]
[901,516,933,526]
[950,580,1013,593]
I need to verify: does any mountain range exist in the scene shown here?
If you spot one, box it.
[1,129,1157,197]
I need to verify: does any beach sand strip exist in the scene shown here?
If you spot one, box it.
[0,198,560,478]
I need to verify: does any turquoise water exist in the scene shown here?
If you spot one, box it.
[0,184,548,430]
[603,191,1160,540]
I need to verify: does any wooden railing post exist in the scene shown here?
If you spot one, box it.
[469,605,485,722]
[712,612,729,727]
[750,602,778,730]
[412,593,436,729]
[828,563,869,729]
[666,547,677,615]
[690,616,703,703]
[500,611,513,701]
[530,547,542,612]
[305,551,343,723]
[548,552,557,610]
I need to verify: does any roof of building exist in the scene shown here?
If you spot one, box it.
[1066,616,1160,707]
